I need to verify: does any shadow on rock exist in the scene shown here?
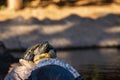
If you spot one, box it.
[0,41,19,79]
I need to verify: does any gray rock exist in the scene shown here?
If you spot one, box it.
[0,14,120,49]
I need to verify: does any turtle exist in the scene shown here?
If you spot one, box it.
[23,41,56,62]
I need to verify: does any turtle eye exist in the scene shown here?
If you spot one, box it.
[43,43,48,48]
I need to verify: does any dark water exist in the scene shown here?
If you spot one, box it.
[57,48,120,80]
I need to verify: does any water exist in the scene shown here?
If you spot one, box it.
[57,48,120,80]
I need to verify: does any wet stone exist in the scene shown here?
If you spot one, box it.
[28,65,75,80]
[27,59,81,80]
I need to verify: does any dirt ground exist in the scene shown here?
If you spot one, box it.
[0,3,120,21]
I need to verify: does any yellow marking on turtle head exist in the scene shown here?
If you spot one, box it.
[33,53,51,62]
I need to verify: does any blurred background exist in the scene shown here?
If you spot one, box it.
[0,0,120,80]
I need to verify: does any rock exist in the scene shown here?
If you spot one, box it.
[11,16,25,25]
[0,41,7,55]
[0,61,10,79]
[27,58,82,80]
[4,58,83,80]
[0,41,18,63]
[1,14,120,49]
[27,17,41,25]
[0,41,19,79]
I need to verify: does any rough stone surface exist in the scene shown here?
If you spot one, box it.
[5,58,81,80]
[0,14,120,49]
